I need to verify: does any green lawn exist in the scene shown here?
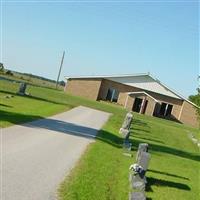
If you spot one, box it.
[1,80,199,200]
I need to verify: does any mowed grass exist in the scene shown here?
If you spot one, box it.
[0,80,71,127]
[1,80,200,200]
[59,113,200,200]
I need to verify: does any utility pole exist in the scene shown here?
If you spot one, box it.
[56,51,65,89]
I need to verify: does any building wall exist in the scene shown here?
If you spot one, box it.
[65,78,102,100]
[146,91,183,120]
[65,78,199,128]
[179,101,199,128]
[98,79,184,119]
[125,96,135,111]
[98,79,141,103]
[125,94,156,116]
[145,97,156,116]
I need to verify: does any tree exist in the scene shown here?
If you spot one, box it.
[189,91,200,125]
[0,62,4,71]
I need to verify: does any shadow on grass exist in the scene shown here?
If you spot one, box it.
[0,103,13,108]
[131,134,165,144]
[132,118,149,127]
[148,169,189,180]
[0,89,68,106]
[129,137,200,162]
[2,110,200,163]
[130,127,150,133]
[146,177,191,191]
[0,110,43,126]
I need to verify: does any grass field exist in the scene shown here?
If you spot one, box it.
[0,71,64,90]
[1,80,200,200]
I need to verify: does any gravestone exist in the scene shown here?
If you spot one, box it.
[136,143,148,163]
[128,144,150,200]
[129,163,146,191]
[130,173,146,191]
[137,152,151,171]
[119,112,133,156]
[18,82,27,95]
[137,152,151,184]
[129,150,151,190]
[129,191,146,200]
[120,112,133,130]
[119,128,130,138]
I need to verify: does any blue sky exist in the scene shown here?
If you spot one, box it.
[1,1,199,97]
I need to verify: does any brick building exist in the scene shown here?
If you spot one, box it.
[65,73,199,128]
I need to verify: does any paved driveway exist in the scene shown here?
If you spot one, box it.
[1,106,110,200]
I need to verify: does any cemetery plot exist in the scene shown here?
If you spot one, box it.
[119,112,133,156]
[129,143,151,200]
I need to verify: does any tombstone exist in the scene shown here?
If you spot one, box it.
[130,173,146,191]
[121,112,133,131]
[138,152,150,170]
[119,112,133,156]
[120,128,130,140]
[119,128,129,138]
[129,151,151,193]
[137,152,151,184]
[18,82,27,95]
[129,163,146,191]
[136,143,149,163]
[128,144,150,200]
[129,192,146,200]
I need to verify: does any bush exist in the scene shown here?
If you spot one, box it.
[5,70,13,76]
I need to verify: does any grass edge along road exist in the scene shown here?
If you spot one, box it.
[1,80,200,200]
[58,109,200,200]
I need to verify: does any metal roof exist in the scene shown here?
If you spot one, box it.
[127,91,159,102]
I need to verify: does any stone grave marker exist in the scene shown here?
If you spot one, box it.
[136,143,148,163]
[18,82,27,95]
[129,191,146,200]
[120,112,133,131]
[119,112,133,156]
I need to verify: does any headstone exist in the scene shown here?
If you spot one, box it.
[119,128,129,138]
[129,152,151,193]
[129,163,146,190]
[119,112,133,156]
[121,112,133,130]
[130,173,146,191]
[129,192,146,200]
[128,144,150,200]
[137,152,151,171]
[136,143,148,163]
[18,82,27,95]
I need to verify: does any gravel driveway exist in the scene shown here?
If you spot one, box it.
[1,106,110,200]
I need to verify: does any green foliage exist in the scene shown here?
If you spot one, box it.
[189,93,200,123]
[59,107,200,200]
[0,62,4,71]
[5,70,14,76]
[1,79,199,200]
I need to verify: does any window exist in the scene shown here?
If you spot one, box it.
[132,98,143,113]
[159,103,173,117]
[106,89,113,101]
[166,104,173,116]
[159,103,167,116]
[106,88,119,102]
[112,90,119,102]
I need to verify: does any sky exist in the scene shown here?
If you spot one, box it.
[1,0,199,97]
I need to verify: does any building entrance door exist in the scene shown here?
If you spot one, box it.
[132,98,143,113]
